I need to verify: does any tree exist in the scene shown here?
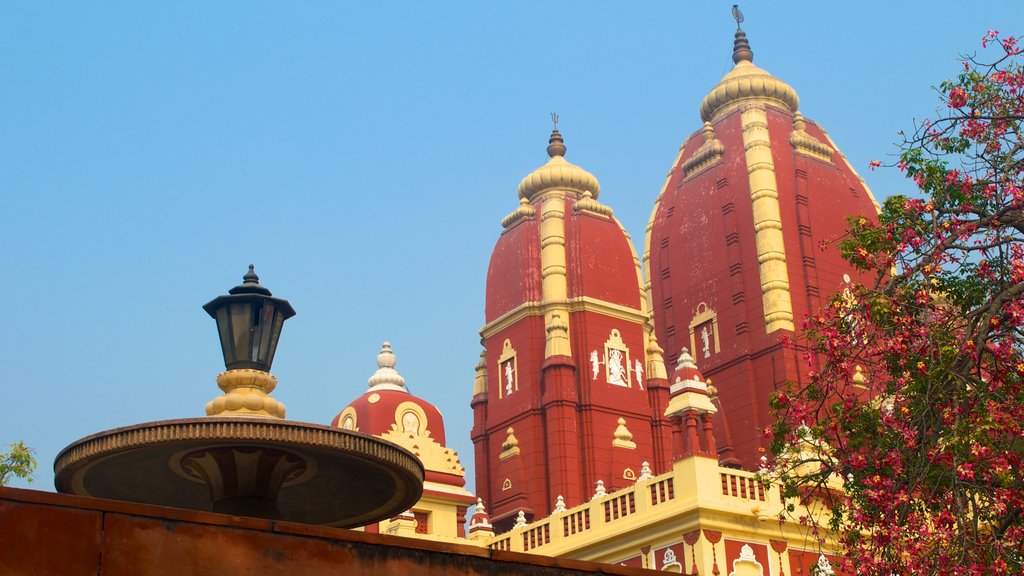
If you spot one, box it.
[0,441,37,486]
[769,32,1024,575]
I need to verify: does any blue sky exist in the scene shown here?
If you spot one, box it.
[2,2,1021,492]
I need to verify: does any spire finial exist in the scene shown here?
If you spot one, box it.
[228,264,272,295]
[546,113,567,158]
[730,5,753,64]
[367,341,407,391]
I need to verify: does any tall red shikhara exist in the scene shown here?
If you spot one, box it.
[645,25,880,469]
[472,126,674,532]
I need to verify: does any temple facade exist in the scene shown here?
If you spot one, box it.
[469,123,676,532]
[643,25,881,469]
[326,17,875,576]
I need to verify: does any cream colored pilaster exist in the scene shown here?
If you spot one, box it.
[740,104,795,332]
[472,350,487,396]
[540,192,571,357]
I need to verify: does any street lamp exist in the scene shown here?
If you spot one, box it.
[203,265,295,372]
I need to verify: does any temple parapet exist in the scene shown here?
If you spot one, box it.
[484,454,842,575]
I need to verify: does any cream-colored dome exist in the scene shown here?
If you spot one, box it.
[517,128,601,201]
[698,29,800,122]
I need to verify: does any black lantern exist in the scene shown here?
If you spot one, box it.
[203,265,296,372]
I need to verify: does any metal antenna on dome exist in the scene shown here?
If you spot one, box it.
[732,4,744,30]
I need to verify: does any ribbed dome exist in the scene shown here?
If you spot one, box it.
[331,342,447,444]
[698,28,800,122]
[517,128,601,201]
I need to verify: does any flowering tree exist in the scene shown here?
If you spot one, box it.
[0,441,36,486]
[770,32,1024,575]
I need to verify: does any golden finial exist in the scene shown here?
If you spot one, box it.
[546,113,567,158]
[731,5,753,64]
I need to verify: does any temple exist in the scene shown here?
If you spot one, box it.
[2,12,876,576]
[643,22,880,470]
[323,17,874,572]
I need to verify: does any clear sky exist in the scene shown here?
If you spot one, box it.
[2,2,1022,492]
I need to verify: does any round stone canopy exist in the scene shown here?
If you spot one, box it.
[54,417,424,528]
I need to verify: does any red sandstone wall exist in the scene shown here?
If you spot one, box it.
[649,106,878,469]
[0,487,662,576]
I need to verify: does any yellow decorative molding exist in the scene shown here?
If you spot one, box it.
[539,191,572,358]
[852,365,868,388]
[206,369,286,418]
[499,427,520,460]
[473,350,487,396]
[392,401,430,438]
[545,312,571,358]
[680,122,726,177]
[573,190,613,217]
[664,386,718,417]
[788,112,834,163]
[612,418,636,450]
[740,105,795,332]
[502,197,537,228]
[336,407,358,431]
[497,339,518,399]
[645,333,668,381]
[699,61,800,123]
[518,153,601,202]
[383,510,418,537]
[380,401,468,479]
[481,296,646,340]
[478,457,843,566]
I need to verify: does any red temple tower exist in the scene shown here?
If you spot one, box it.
[472,125,674,531]
[644,25,881,470]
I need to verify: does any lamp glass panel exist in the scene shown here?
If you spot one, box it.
[229,302,254,364]
[215,306,233,365]
[266,311,285,368]
[256,303,275,364]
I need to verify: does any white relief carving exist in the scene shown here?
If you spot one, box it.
[701,325,711,358]
[634,359,644,390]
[727,543,765,576]
[504,360,515,396]
[816,554,835,575]
[603,329,631,387]
[592,479,607,500]
[402,412,420,435]
[514,510,527,528]
[498,339,518,398]
[662,548,681,571]
[553,495,566,513]
[590,350,600,380]
[637,461,653,482]
[608,349,627,386]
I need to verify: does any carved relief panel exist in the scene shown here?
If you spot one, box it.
[688,302,721,360]
[497,339,518,398]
